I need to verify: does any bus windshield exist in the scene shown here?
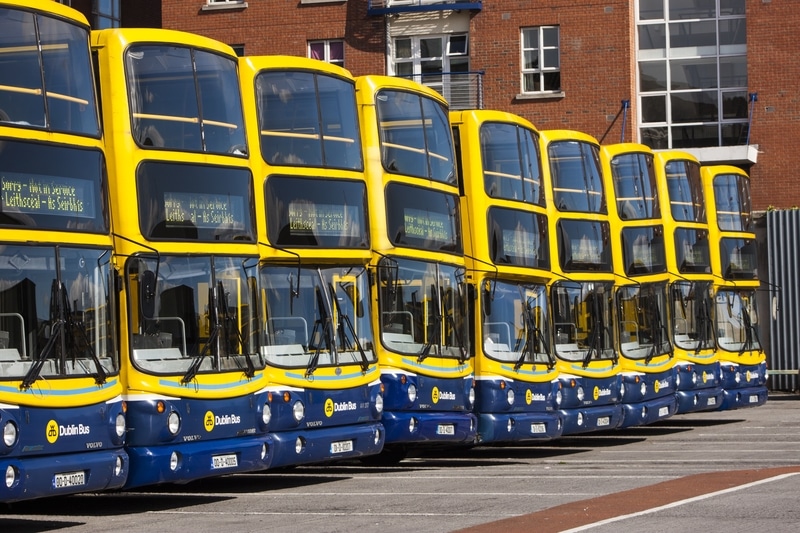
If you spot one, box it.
[378,257,467,361]
[665,159,705,223]
[715,289,761,353]
[617,283,671,361]
[551,281,616,363]
[376,88,455,184]
[482,280,552,368]
[0,7,98,135]
[128,255,264,377]
[610,152,659,220]
[0,245,117,382]
[256,70,362,170]
[479,122,543,205]
[260,266,375,372]
[671,281,715,352]
[126,43,246,154]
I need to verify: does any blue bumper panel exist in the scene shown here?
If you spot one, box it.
[268,423,384,469]
[476,411,562,443]
[560,404,623,435]
[382,410,477,444]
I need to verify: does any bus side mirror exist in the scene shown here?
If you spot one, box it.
[140,270,157,319]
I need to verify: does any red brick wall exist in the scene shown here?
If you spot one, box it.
[162,0,385,76]
[746,2,799,210]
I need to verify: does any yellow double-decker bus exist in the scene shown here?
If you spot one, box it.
[701,164,767,409]
[238,55,383,467]
[450,109,562,443]
[539,130,623,435]
[357,75,475,461]
[654,151,723,413]
[600,143,677,428]
[0,0,127,502]
[92,28,272,488]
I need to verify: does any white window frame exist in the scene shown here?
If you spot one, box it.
[308,39,345,68]
[520,26,561,95]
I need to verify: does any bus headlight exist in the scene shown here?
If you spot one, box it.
[468,386,475,408]
[576,412,584,426]
[408,417,418,433]
[506,389,515,406]
[115,413,126,438]
[620,382,626,398]
[262,403,272,426]
[292,401,305,422]
[675,373,681,387]
[576,386,585,402]
[169,451,180,471]
[691,372,698,385]
[734,371,741,383]
[375,394,384,415]
[167,411,181,436]
[5,465,16,488]
[639,382,647,396]
[407,383,417,403]
[555,389,562,407]
[3,421,18,447]
[115,455,124,476]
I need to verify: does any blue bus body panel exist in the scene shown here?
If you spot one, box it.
[382,373,476,444]
[475,379,562,442]
[619,368,678,428]
[124,392,271,488]
[559,403,623,435]
[558,373,622,435]
[674,362,724,413]
[0,400,127,502]
[719,362,768,410]
[269,422,384,468]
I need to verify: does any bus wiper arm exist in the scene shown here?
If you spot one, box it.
[20,321,62,390]
[183,284,222,384]
[330,283,370,373]
[418,284,441,363]
[217,281,256,379]
[307,277,336,377]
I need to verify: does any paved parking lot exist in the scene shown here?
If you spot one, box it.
[3,392,799,532]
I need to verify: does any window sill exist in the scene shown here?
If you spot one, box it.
[300,0,347,4]
[201,2,248,12]
[515,91,565,101]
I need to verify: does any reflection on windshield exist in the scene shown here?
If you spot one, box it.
[617,283,671,362]
[715,289,761,354]
[378,258,466,361]
[671,281,715,352]
[128,255,264,377]
[260,266,375,371]
[0,245,116,383]
[551,281,615,364]
[481,280,552,369]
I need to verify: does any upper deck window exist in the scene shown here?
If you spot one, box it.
[127,44,246,154]
[610,152,660,220]
[665,159,705,223]
[556,219,612,272]
[385,182,461,254]
[548,140,605,214]
[713,172,751,231]
[0,7,99,135]
[479,122,544,205]
[256,70,362,170]
[376,89,456,185]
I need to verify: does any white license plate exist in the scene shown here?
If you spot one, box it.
[331,440,353,454]
[436,424,455,435]
[658,406,669,417]
[531,423,546,434]
[53,471,85,489]
[708,397,717,406]
[749,395,759,403]
[211,454,238,469]
[597,416,610,427]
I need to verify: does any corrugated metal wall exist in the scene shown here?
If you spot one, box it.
[766,210,800,391]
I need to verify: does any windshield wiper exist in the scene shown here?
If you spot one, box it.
[418,284,441,363]
[582,291,606,368]
[330,282,370,373]
[217,281,256,378]
[515,287,554,370]
[61,282,108,385]
[739,302,761,356]
[307,271,336,377]
[183,282,224,384]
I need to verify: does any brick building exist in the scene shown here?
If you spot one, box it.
[70,0,799,211]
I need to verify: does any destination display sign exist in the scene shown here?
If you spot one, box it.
[287,201,357,237]
[1,173,95,219]
[403,207,453,243]
[163,191,245,230]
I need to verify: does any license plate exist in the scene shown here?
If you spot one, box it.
[749,395,759,403]
[211,453,238,469]
[531,423,546,434]
[658,406,669,417]
[707,397,717,406]
[597,416,610,427]
[331,440,353,454]
[53,471,85,489]
[436,424,455,435]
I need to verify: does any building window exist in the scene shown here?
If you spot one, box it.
[390,33,469,105]
[309,40,344,68]
[637,0,747,149]
[93,0,120,29]
[520,26,561,94]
